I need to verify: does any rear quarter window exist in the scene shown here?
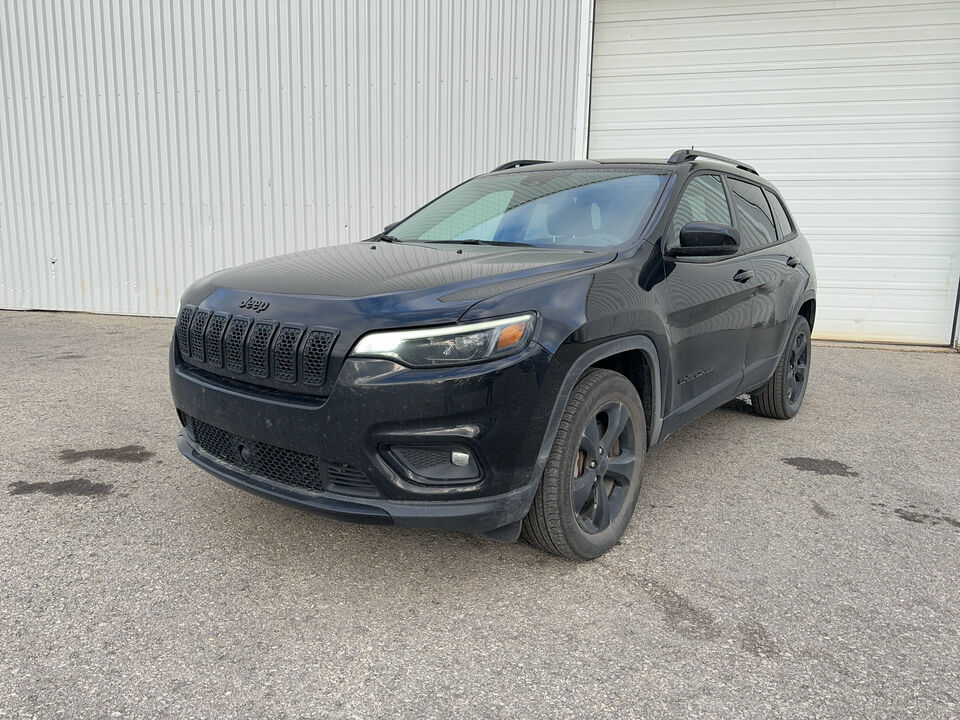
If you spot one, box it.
[727,178,778,251]
[763,189,795,239]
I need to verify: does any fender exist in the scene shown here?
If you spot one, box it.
[777,289,816,359]
[741,289,816,397]
[795,289,816,322]
[527,335,663,492]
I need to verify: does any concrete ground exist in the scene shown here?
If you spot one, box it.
[1,310,958,720]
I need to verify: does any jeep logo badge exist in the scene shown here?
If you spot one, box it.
[239,296,270,313]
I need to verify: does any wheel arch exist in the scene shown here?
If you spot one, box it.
[798,296,816,331]
[775,291,816,360]
[528,336,663,492]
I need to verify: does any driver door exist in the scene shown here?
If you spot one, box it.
[661,173,759,431]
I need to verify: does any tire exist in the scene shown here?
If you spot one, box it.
[521,369,646,560]
[751,315,811,419]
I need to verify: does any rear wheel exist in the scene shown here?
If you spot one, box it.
[521,369,645,560]
[751,315,811,419]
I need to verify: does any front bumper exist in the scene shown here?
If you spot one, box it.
[170,341,562,534]
[178,434,539,533]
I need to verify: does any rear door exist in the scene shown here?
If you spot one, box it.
[662,173,758,426]
[725,177,807,391]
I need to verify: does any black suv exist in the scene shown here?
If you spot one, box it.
[170,149,816,559]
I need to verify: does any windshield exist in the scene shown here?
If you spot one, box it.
[389,168,668,249]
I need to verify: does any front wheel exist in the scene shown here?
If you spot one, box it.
[521,369,645,560]
[751,315,811,419]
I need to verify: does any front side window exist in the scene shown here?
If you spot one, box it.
[390,169,668,250]
[670,174,732,243]
[728,178,778,251]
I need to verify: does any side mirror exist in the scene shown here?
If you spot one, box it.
[669,222,739,257]
[383,221,400,233]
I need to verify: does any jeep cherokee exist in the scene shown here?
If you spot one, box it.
[170,149,816,559]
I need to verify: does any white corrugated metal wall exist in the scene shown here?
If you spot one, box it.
[589,0,960,346]
[0,0,588,316]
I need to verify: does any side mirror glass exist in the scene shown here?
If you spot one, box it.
[671,222,739,257]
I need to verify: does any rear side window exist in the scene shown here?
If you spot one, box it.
[764,189,794,239]
[728,178,777,251]
[670,174,731,242]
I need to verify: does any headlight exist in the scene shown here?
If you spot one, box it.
[351,313,536,368]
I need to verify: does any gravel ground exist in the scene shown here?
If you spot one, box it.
[1,310,959,719]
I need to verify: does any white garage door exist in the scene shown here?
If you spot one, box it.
[589,0,960,345]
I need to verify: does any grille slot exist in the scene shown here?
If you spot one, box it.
[327,463,382,498]
[189,309,211,362]
[184,415,380,498]
[176,306,195,358]
[302,330,336,386]
[204,313,229,368]
[246,321,277,378]
[224,316,252,373]
[272,326,304,383]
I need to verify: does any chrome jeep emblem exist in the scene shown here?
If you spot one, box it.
[239,296,270,313]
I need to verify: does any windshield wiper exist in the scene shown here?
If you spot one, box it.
[422,238,534,247]
[367,233,402,243]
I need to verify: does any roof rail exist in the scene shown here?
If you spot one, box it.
[490,159,550,172]
[667,149,758,175]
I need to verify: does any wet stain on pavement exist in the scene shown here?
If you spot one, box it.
[737,620,780,658]
[59,445,155,464]
[782,457,859,477]
[607,566,722,641]
[640,577,721,641]
[811,501,835,519]
[893,508,960,529]
[9,478,114,497]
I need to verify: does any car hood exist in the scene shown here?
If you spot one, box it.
[182,241,614,323]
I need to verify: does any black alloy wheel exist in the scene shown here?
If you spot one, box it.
[785,326,809,406]
[522,369,646,559]
[751,315,812,419]
[571,400,638,534]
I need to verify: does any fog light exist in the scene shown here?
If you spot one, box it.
[384,445,482,486]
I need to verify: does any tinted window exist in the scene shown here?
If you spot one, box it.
[764,188,794,239]
[391,169,668,249]
[728,178,777,251]
[670,174,731,242]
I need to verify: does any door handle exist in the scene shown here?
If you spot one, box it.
[786,256,800,268]
[733,269,754,283]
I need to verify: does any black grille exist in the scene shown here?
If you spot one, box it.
[184,414,380,498]
[327,464,380,496]
[176,306,194,359]
[246,321,276,378]
[394,447,450,470]
[302,329,336,385]
[190,309,211,361]
[204,313,229,367]
[224,316,251,373]
[273,326,303,383]
[176,304,337,395]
